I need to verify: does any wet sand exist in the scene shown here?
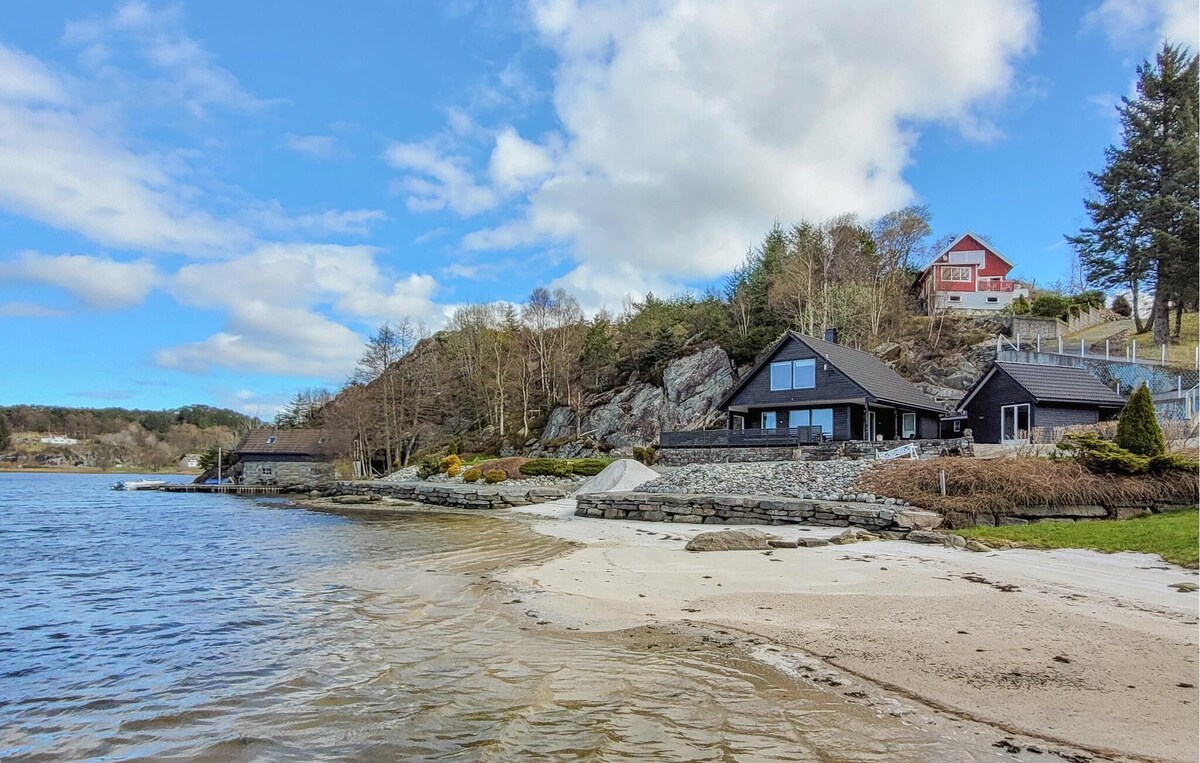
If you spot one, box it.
[501,499,1200,763]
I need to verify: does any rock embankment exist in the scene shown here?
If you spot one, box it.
[638,461,907,506]
[330,481,567,509]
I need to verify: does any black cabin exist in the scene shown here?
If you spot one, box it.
[956,361,1125,444]
[715,329,947,442]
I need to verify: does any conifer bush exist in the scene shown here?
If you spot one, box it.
[483,469,506,484]
[1115,385,1165,457]
[417,456,440,479]
[462,467,482,483]
[439,454,463,474]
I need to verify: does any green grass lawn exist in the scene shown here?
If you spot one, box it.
[1130,310,1198,366]
[959,509,1199,568]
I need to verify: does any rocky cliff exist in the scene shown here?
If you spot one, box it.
[535,345,735,455]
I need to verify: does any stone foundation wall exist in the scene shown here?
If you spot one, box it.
[658,437,974,465]
[332,481,566,510]
[575,491,897,530]
[244,460,334,486]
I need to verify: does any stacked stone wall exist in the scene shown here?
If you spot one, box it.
[658,437,973,465]
[331,481,566,509]
[575,491,896,529]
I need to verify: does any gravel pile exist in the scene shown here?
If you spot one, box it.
[637,460,907,505]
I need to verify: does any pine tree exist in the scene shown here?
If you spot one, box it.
[1067,44,1198,340]
[1115,384,1165,457]
[0,411,10,450]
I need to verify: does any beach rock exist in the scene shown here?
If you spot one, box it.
[830,528,878,545]
[332,495,374,505]
[767,538,799,549]
[893,510,943,531]
[1169,582,1199,592]
[796,538,831,547]
[965,540,994,553]
[944,534,967,548]
[684,529,773,552]
[906,530,947,544]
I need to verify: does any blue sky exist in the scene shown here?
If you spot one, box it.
[0,0,1195,418]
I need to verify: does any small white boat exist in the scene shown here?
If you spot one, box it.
[111,480,168,491]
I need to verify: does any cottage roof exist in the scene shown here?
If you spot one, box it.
[718,331,947,414]
[958,361,1126,409]
[235,428,349,458]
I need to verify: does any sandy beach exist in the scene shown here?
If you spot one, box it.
[502,499,1200,763]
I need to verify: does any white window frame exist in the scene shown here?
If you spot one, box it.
[940,265,972,282]
[901,412,917,439]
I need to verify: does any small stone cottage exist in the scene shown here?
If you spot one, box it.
[234,429,348,485]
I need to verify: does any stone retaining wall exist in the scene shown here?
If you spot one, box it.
[574,491,897,530]
[332,481,566,510]
[658,437,973,465]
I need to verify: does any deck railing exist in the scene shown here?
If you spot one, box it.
[977,280,1017,292]
[659,426,824,449]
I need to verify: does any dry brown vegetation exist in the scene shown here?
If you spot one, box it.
[474,457,529,480]
[860,457,1198,518]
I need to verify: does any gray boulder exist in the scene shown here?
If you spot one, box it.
[893,510,944,531]
[906,530,947,544]
[685,528,773,552]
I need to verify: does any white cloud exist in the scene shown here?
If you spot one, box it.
[1086,0,1199,51]
[0,252,160,310]
[284,133,338,158]
[384,141,498,215]
[447,0,1038,306]
[0,42,249,255]
[489,127,554,190]
[0,301,68,318]
[160,243,445,378]
[252,201,387,236]
[63,1,273,118]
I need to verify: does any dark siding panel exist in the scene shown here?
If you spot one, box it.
[727,337,867,409]
[918,413,940,439]
[962,370,1037,443]
[834,405,852,440]
[1035,405,1100,429]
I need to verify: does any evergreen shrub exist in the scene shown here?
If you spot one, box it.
[417,456,440,479]
[462,467,482,483]
[483,469,506,484]
[1115,385,1165,457]
[439,454,463,474]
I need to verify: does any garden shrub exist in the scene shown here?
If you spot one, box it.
[447,463,463,478]
[484,469,506,484]
[633,446,659,466]
[417,456,440,479]
[1056,432,1150,475]
[1149,453,1199,474]
[520,458,572,477]
[439,454,463,474]
[1115,385,1165,457]
[462,467,482,483]
[570,458,609,476]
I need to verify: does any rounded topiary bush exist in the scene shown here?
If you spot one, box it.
[462,467,482,483]
[483,469,506,484]
[439,454,463,474]
[569,458,609,476]
[1115,385,1165,457]
[447,463,463,478]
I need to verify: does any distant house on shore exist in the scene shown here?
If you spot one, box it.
[40,435,79,446]
[707,329,948,442]
[178,453,201,470]
[957,361,1125,444]
[234,429,348,485]
[913,232,1029,312]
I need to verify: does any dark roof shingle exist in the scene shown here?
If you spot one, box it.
[994,362,1125,406]
[794,333,947,412]
[235,428,349,457]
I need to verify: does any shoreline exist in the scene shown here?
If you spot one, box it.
[498,499,1199,763]
[290,494,1198,761]
[0,467,198,475]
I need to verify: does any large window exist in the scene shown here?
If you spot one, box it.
[769,359,816,391]
[762,412,778,429]
[940,266,971,282]
[786,408,833,436]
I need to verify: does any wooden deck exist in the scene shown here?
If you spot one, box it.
[157,484,285,495]
[659,426,824,448]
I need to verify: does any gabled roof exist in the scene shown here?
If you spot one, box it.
[718,331,947,413]
[957,361,1126,410]
[918,231,1016,277]
[235,428,349,458]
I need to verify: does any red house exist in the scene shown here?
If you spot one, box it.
[914,232,1029,312]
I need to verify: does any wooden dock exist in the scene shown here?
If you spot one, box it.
[158,484,285,496]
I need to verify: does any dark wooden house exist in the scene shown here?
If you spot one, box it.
[234,428,348,485]
[698,329,946,444]
[956,361,1125,444]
